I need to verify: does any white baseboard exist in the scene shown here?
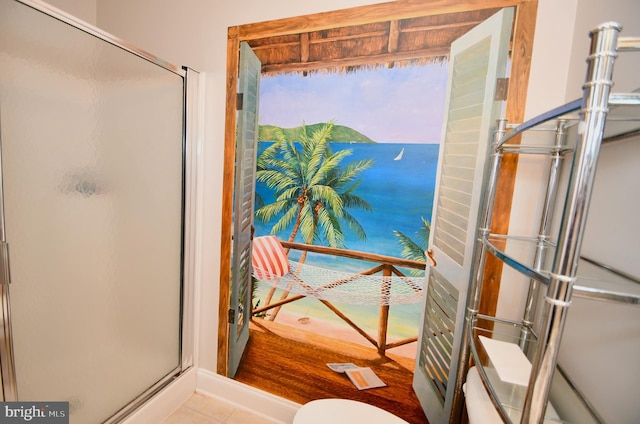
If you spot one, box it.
[196,368,301,424]
[121,368,197,424]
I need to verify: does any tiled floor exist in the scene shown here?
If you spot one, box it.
[161,393,281,424]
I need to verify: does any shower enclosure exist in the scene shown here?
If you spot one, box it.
[0,0,198,422]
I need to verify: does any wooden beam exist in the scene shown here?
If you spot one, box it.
[300,32,310,62]
[400,19,486,32]
[261,47,450,74]
[237,0,536,40]
[252,294,306,315]
[281,240,427,270]
[388,20,400,53]
[250,40,299,51]
[217,26,240,377]
[385,337,419,349]
[311,29,387,44]
[249,19,486,52]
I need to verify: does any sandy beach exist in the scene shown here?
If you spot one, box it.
[270,310,418,360]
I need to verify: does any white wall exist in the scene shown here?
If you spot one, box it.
[44,0,97,25]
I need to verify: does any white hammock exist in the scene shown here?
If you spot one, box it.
[251,236,424,306]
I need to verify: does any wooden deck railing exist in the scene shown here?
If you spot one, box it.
[252,240,426,356]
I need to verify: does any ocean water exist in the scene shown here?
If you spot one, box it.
[253,141,439,338]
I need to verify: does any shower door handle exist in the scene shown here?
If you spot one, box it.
[0,242,11,285]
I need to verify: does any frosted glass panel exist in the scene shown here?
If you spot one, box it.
[0,1,184,422]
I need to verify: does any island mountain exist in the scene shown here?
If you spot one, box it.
[259,123,375,143]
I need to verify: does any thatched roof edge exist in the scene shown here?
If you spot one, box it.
[261,55,449,77]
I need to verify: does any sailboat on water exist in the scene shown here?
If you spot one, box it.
[393,147,404,161]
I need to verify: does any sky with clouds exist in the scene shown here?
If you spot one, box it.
[258,64,449,144]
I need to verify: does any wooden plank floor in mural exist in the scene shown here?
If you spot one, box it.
[234,318,429,424]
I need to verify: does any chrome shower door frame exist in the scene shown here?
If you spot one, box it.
[0,0,198,420]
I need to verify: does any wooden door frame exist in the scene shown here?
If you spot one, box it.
[218,0,538,376]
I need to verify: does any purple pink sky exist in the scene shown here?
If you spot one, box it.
[258,64,449,144]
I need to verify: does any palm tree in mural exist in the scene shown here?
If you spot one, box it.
[393,216,431,276]
[255,121,374,318]
[256,121,373,249]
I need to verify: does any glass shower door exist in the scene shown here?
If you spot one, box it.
[0,0,187,422]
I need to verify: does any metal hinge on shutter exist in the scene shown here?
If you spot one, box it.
[228,308,236,324]
[236,93,243,111]
[494,78,509,101]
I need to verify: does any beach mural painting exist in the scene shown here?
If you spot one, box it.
[253,64,448,357]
